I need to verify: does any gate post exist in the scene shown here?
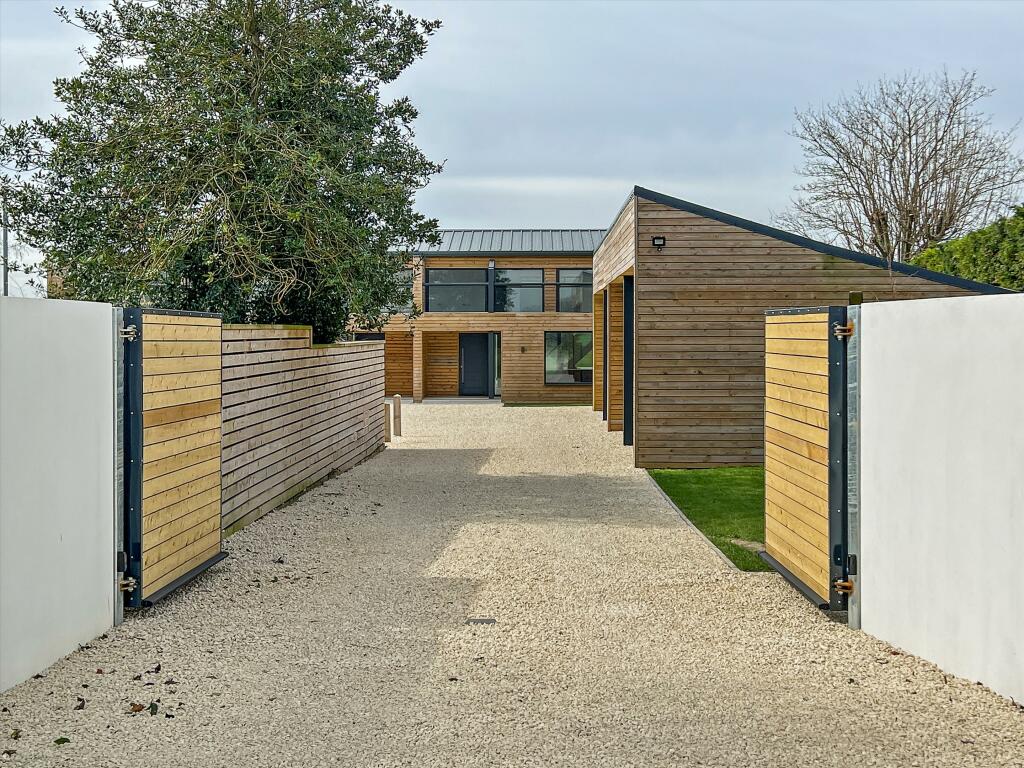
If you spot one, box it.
[845,305,862,628]
[827,305,850,611]
[393,394,402,437]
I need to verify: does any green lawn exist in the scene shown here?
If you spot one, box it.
[648,466,770,571]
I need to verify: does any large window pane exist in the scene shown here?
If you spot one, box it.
[556,269,593,312]
[425,268,487,312]
[545,331,593,385]
[558,269,592,284]
[495,285,543,312]
[426,268,487,284]
[426,285,487,312]
[557,286,592,313]
[495,268,543,285]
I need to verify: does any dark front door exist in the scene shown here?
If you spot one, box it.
[459,333,489,396]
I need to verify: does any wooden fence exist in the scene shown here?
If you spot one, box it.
[762,307,847,608]
[220,326,385,533]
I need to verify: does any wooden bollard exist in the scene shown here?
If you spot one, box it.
[393,394,402,437]
[384,401,392,442]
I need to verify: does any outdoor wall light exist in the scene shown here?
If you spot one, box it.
[651,236,666,251]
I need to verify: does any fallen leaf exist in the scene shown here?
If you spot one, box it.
[132,674,142,681]
[2,748,15,757]
[147,663,161,674]
[147,702,158,716]
[164,678,178,685]
[53,737,70,746]
[129,703,145,713]
[8,730,20,740]
[31,674,44,680]
[962,738,976,745]
[274,556,285,564]
[164,713,175,719]
[95,669,104,675]
[74,697,86,711]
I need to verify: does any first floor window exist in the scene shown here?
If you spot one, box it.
[555,268,593,312]
[494,268,544,312]
[544,331,593,385]
[425,268,487,312]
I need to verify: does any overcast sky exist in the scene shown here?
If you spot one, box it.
[2,0,1024,247]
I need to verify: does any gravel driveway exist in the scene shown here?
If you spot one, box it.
[2,402,1022,767]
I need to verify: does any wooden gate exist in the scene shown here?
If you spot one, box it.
[762,306,849,610]
[122,309,226,607]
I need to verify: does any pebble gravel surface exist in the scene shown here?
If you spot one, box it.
[1,402,1022,767]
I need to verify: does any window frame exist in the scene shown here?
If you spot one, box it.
[423,268,489,313]
[554,268,593,313]
[494,268,545,313]
[543,330,594,386]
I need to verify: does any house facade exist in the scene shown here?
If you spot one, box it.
[374,229,602,404]
[591,186,1004,469]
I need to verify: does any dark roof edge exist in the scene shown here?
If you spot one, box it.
[633,186,1010,295]
[595,189,637,252]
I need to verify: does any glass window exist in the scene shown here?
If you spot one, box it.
[495,268,543,284]
[544,331,593,385]
[495,285,543,312]
[494,268,544,312]
[556,269,593,312]
[425,268,487,312]
[391,268,415,314]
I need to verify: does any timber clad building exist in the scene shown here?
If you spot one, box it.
[376,229,602,404]
[592,186,1002,469]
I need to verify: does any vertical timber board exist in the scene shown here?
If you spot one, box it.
[762,307,833,604]
[138,310,224,605]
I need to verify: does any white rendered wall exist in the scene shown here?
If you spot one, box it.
[859,293,1024,703]
[0,297,115,691]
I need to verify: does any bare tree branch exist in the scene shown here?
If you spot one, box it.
[775,71,1024,264]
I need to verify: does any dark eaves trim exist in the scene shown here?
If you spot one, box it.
[632,185,1010,295]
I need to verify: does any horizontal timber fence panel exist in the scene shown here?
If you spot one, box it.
[220,326,385,533]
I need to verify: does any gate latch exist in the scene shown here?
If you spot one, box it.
[118,576,137,593]
[119,324,138,341]
[832,321,855,339]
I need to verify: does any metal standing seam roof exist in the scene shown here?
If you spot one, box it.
[412,229,606,256]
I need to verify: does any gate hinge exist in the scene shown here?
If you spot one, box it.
[833,578,855,595]
[118,576,137,593]
[119,323,139,341]
[833,321,855,339]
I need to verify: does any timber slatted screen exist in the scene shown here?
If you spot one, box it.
[220,327,384,533]
[124,309,225,608]
[763,308,836,604]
